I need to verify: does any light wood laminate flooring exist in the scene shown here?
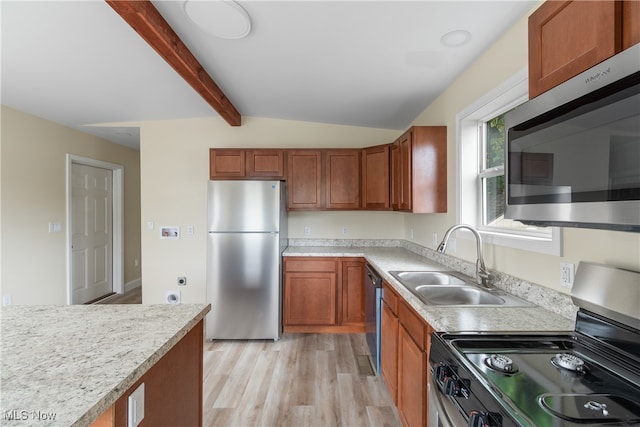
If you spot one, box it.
[203,334,401,427]
[96,287,142,304]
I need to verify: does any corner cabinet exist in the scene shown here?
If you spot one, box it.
[391,126,447,213]
[528,0,639,99]
[283,257,365,333]
[209,149,286,179]
[283,257,337,327]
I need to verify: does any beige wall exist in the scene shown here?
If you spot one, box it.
[139,116,402,304]
[407,9,640,292]
[0,106,141,305]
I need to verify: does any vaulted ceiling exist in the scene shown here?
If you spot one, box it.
[1,1,536,149]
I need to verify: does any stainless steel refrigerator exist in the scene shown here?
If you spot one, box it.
[206,180,288,340]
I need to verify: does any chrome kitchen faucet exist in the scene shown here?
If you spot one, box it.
[437,224,494,288]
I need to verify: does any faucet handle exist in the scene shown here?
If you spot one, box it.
[477,269,495,288]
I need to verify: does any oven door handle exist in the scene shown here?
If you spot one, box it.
[429,376,467,427]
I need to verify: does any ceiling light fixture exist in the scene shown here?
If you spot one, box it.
[440,30,472,47]
[183,0,251,40]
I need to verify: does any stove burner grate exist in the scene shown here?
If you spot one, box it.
[484,354,518,374]
[551,353,586,373]
[539,393,640,423]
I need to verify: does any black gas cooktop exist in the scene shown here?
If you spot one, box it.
[444,331,640,425]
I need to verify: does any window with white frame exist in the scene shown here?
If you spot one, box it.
[457,68,562,255]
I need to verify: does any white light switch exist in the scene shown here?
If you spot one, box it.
[128,383,145,427]
[48,222,62,233]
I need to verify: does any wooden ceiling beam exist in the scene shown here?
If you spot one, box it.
[106,0,241,126]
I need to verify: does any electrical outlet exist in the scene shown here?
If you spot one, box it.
[166,291,181,304]
[342,226,349,236]
[560,262,574,288]
[304,226,310,236]
[128,382,145,427]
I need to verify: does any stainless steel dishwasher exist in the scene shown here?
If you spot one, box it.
[365,264,382,374]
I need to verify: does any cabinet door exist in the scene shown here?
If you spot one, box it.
[528,1,622,98]
[341,259,365,326]
[390,141,401,210]
[622,0,640,49]
[245,150,286,179]
[398,132,412,211]
[284,272,337,325]
[361,144,390,210]
[411,126,447,214]
[325,150,361,209]
[381,301,399,404]
[391,132,412,211]
[287,150,323,210]
[210,149,245,178]
[397,325,427,427]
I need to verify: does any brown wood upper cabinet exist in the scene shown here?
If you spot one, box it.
[209,149,286,179]
[287,149,361,211]
[361,144,391,210]
[286,150,323,210]
[325,150,361,210]
[390,126,447,213]
[528,0,639,99]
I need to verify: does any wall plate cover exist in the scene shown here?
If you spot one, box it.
[128,382,144,427]
[160,226,180,239]
[166,291,181,304]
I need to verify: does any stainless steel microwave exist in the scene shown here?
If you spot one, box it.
[504,43,640,232]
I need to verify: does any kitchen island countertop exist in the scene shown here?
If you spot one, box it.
[284,245,576,333]
[0,303,210,427]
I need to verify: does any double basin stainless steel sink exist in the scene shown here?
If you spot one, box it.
[388,270,532,307]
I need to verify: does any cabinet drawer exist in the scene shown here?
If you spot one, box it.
[382,281,399,314]
[284,257,337,272]
[398,299,426,351]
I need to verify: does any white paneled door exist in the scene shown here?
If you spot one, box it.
[71,163,113,304]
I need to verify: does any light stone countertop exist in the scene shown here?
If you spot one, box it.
[284,245,576,333]
[0,303,210,427]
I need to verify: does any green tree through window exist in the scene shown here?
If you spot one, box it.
[482,114,506,225]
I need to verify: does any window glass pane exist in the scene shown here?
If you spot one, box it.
[483,175,505,225]
[485,114,505,169]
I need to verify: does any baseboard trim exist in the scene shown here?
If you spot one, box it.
[124,278,142,293]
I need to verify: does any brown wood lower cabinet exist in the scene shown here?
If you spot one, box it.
[283,257,365,333]
[398,324,428,427]
[381,281,433,427]
[91,320,204,427]
[341,258,366,326]
[381,296,399,403]
[285,270,338,326]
